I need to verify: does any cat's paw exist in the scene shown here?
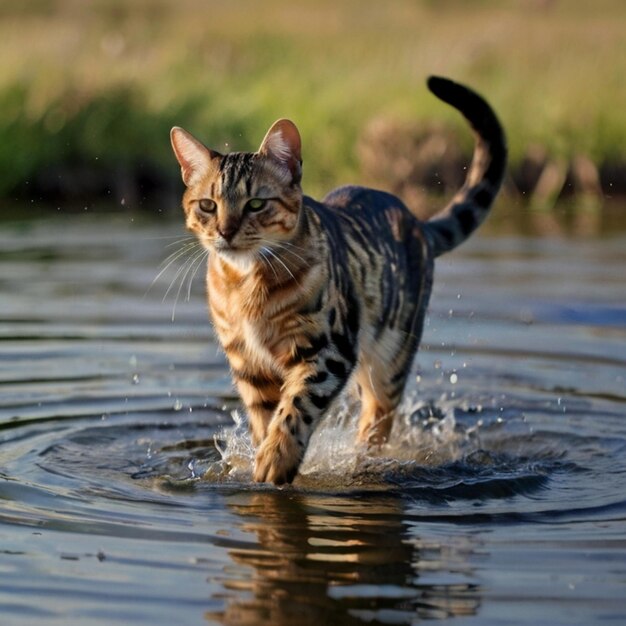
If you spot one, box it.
[253,429,303,486]
[357,410,394,448]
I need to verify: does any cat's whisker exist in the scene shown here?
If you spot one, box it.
[159,240,202,267]
[144,241,202,299]
[269,242,308,265]
[262,246,301,287]
[137,234,194,242]
[181,249,204,305]
[162,246,201,304]
[186,249,209,303]
[273,240,308,253]
[152,244,202,288]
[173,250,206,321]
[259,247,280,282]
[170,247,208,321]
[164,235,196,249]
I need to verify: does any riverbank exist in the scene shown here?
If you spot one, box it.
[1,0,624,208]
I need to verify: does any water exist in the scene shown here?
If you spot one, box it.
[1,212,625,625]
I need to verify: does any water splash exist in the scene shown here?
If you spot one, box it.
[208,395,469,490]
[209,410,256,483]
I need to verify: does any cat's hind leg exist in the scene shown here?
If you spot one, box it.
[355,365,399,446]
[355,336,414,446]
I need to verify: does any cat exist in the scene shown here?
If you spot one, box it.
[170,76,506,485]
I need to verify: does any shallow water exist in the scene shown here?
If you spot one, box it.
[1,212,625,625]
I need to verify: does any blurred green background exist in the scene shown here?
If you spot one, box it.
[0,0,624,211]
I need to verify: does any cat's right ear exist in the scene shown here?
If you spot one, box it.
[170,127,221,187]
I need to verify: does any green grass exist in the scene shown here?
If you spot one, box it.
[0,0,624,199]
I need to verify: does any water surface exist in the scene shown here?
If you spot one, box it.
[1,212,625,625]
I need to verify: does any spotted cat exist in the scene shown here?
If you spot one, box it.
[170,76,506,485]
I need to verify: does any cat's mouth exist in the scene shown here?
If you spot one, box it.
[209,236,275,268]
[213,242,261,268]
[214,240,249,254]
[204,234,244,253]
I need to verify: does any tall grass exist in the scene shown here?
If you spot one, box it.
[0,0,624,199]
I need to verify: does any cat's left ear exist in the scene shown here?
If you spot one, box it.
[258,119,302,184]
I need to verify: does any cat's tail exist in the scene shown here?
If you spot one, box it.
[423,76,507,257]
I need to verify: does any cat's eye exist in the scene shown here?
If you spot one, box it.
[245,198,267,212]
[198,198,217,213]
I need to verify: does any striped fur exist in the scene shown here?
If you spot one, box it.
[170,77,506,485]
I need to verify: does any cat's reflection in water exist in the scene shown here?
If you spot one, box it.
[205,490,481,625]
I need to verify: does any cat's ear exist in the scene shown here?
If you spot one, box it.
[258,119,302,184]
[170,127,221,187]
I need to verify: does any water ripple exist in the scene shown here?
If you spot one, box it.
[1,218,625,624]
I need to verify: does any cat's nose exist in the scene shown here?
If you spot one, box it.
[217,223,239,243]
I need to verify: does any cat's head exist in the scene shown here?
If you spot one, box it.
[170,120,303,267]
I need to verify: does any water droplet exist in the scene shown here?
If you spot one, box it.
[450,373,458,384]
[173,399,183,411]
[187,460,197,478]
[131,374,140,385]
[434,359,442,369]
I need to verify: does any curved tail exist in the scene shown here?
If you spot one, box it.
[424,76,507,257]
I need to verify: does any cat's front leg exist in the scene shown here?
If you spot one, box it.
[232,367,282,447]
[253,361,348,485]
[252,400,308,485]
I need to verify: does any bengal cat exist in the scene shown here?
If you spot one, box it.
[170,76,506,485]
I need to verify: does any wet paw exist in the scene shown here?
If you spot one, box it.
[357,410,394,448]
[253,429,303,486]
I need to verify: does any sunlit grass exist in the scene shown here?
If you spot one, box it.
[0,0,624,198]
